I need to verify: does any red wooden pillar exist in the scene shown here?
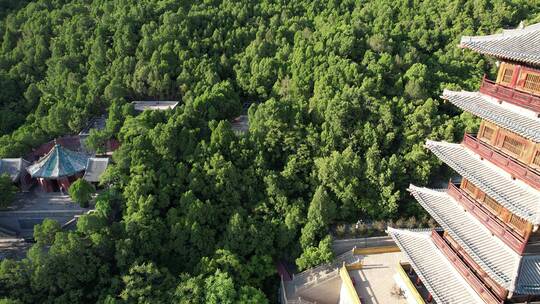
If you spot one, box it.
[39,178,52,192]
[511,65,521,87]
[415,276,422,287]
[427,293,433,303]
[58,177,71,193]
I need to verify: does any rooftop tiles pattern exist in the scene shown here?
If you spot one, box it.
[460,22,540,66]
[442,89,540,143]
[388,227,483,304]
[425,140,540,224]
[27,145,89,179]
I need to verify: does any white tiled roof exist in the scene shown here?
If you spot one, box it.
[388,228,484,304]
[425,140,540,224]
[442,89,540,143]
[408,185,520,290]
[132,101,179,111]
[460,22,540,66]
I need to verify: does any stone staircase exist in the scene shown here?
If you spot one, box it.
[0,224,18,237]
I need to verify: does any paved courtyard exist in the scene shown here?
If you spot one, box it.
[9,191,81,211]
[0,191,90,238]
[349,252,408,304]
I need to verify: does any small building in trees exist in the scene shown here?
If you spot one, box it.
[83,157,109,186]
[27,144,89,192]
[388,22,540,303]
[0,158,32,191]
[132,100,179,111]
[231,115,249,135]
[78,114,120,155]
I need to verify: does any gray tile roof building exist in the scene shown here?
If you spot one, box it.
[82,158,109,183]
[516,256,540,294]
[408,185,520,290]
[442,89,540,143]
[132,101,179,111]
[0,158,29,182]
[388,228,484,303]
[460,22,540,66]
[425,140,540,224]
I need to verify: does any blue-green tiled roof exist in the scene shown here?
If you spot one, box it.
[27,144,89,179]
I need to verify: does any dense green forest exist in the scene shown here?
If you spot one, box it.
[1,0,539,302]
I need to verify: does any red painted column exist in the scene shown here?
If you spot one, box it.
[511,65,521,87]
[427,293,433,303]
[415,276,421,287]
[41,179,53,192]
[58,177,71,193]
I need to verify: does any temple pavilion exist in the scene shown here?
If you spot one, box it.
[388,22,540,303]
[26,144,89,192]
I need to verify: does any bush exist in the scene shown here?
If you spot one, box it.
[296,236,334,271]
[395,218,406,228]
[0,173,17,209]
[357,223,368,236]
[349,225,358,237]
[69,179,95,208]
[335,224,346,238]
[33,219,61,246]
[406,216,418,229]
[373,220,386,232]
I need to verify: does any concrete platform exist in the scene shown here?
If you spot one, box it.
[349,252,408,304]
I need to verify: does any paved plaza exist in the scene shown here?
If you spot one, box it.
[0,191,89,238]
[349,252,408,304]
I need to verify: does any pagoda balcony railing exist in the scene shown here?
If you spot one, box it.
[479,75,540,114]
[462,133,540,189]
[430,230,505,303]
[447,183,527,254]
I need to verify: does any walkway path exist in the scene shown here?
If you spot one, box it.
[332,236,394,255]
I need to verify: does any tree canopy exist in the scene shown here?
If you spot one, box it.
[0,173,16,209]
[68,178,95,208]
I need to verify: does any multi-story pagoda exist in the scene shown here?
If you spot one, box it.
[388,23,540,303]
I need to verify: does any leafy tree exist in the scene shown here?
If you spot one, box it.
[0,173,16,209]
[69,179,95,208]
[33,219,61,246]
[120,262,174,303]
[296,235,334,271]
